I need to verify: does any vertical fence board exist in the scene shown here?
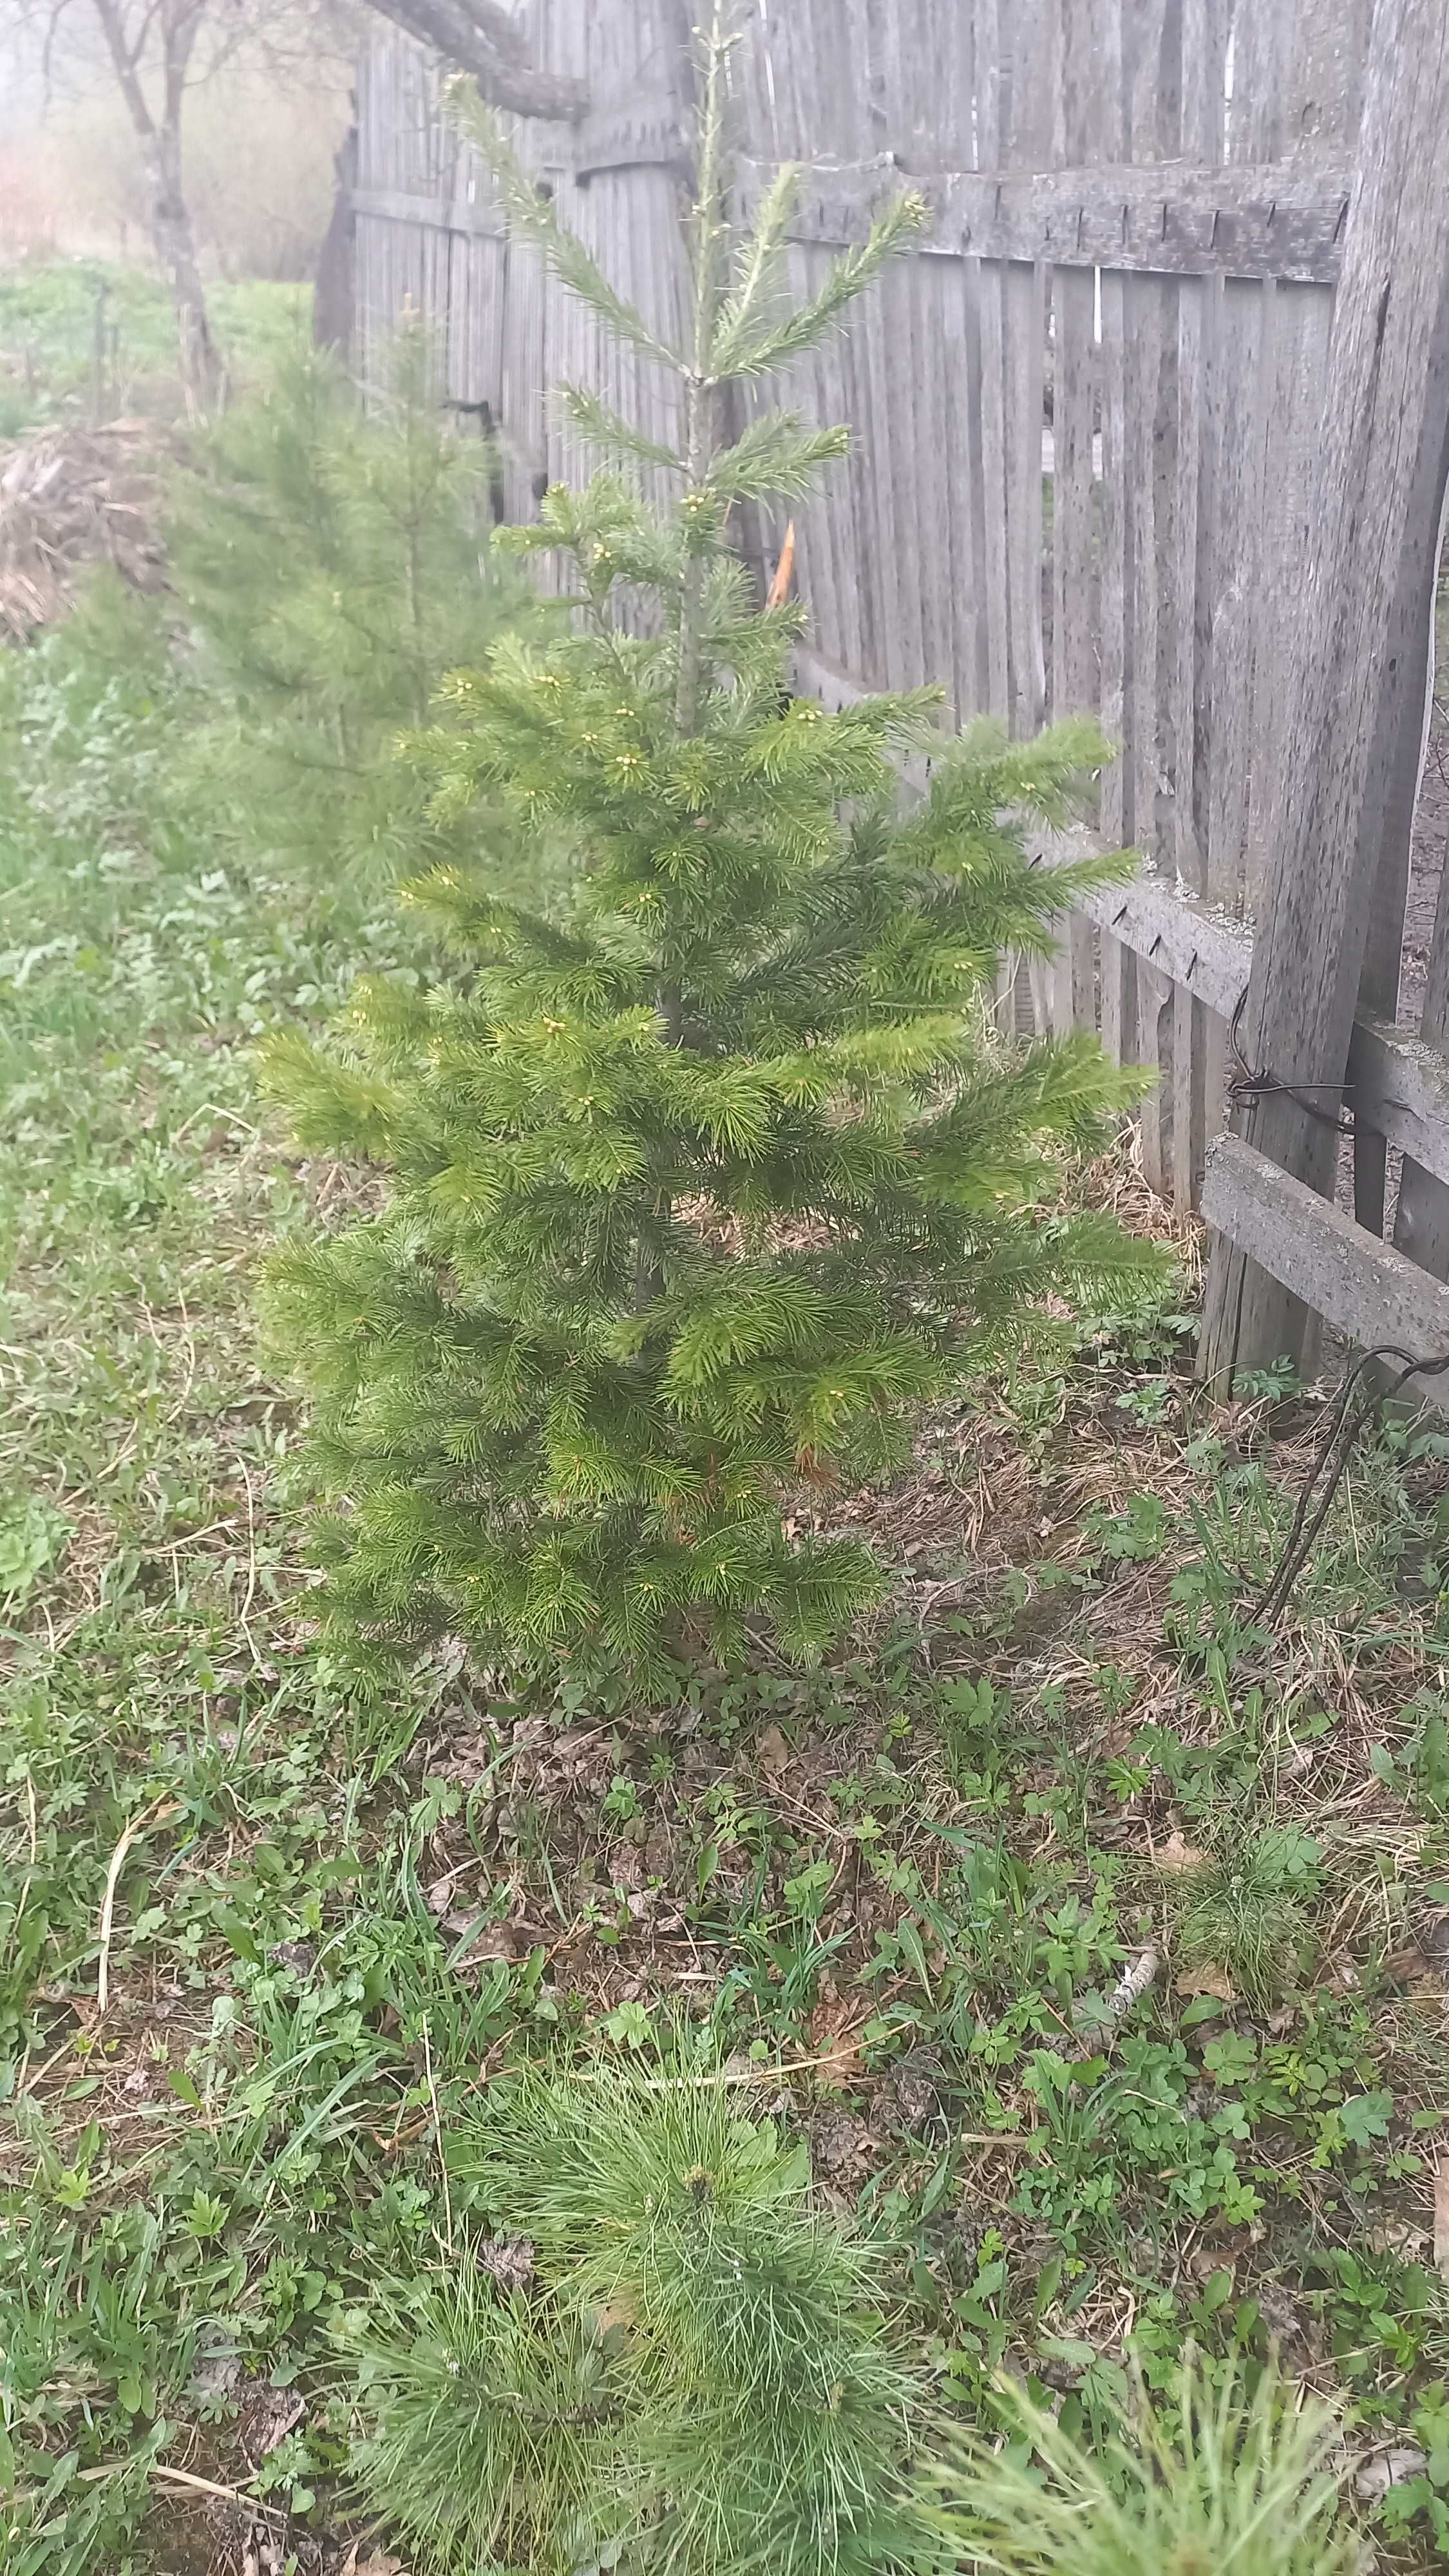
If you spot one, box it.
[784,249,837,668]
[1097,270,1130,849]
[1180,0,1227,158]
[969,258,1010,719]
[1128,270,1175,1178]
[1204,276,1268,912]
[1126,272,1163,857]
[833,253,878,681]
[915,256,957,708]
[1049,261,1099,1037]
[974,0,1003,167]
[1098,267,1137,1070]
[1052,266,1097,726]
[1172,272,1208,889]
[1005,261,1046,737]
[1173,982,1209,1213]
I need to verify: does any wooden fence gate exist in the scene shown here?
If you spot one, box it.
[353,0,1449,1403]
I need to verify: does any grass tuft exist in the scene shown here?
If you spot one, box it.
[928,2362,1354,2576]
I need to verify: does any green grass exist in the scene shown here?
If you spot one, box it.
[927,2361,1355,2576]
[0,257,312,437]
[3,591,1449,2571]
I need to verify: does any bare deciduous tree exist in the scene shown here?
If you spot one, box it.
[10,0,349,402]
[87,0,220,393]
[9,0,586,397]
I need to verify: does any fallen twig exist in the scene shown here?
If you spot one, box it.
[74,2461,281,2515]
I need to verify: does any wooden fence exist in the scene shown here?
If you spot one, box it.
[353,0,1449,1401]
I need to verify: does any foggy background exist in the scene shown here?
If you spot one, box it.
[1,4,352,280]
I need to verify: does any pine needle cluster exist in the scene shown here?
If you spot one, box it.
[261,16,1165,1688]
[924,2362,1352,2576]
[350,2060,920,2576]
[171,328,541,886]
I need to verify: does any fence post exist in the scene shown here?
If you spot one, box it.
[1351,418,1449,1236]
[1198,0,1449,1394]
[1392,456,1449,1277]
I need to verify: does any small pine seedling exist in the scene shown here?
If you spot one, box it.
[350,2055,922,2576]
[261,10,1165,1689]
[926,2360,1353,2576]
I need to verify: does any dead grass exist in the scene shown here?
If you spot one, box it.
[0,419,169,640]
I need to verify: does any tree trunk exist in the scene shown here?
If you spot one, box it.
[88,0,220,408]
[363,0,589,117]
[147,122,221,403]
[314,123,359,359]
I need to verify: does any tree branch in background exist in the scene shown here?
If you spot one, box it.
[310,0,587,352]
[361,0,587,119]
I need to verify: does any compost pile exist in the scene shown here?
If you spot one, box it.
[0,421,168,641]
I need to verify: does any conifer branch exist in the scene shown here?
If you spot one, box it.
[712,189,932,381]
[707,414,851,503]
[718,161,801,350]
[555,384,685,474]
[450,82,683,372]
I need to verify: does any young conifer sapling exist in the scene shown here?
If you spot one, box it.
[263,10,1162,1690]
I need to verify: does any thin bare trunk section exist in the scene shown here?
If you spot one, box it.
[90,0,222,408]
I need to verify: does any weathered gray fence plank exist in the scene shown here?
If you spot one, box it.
[1095,260,1138,1074]
[1390,444,1449,1274]
[1048,259,1098,1037]
[1098,268,1130,846]
[1201,0,1449,1388]
[734,157,1352,280]
[1203,1137,1449,1411]
[1005,260,1046,735]
[1395,846,1449,1280]
[1126,271,1164,860]
[968,257,1010,719]
[1353,419,1449,1233]
[1179,0,1227,162]
[1171,271,1207,889]
[914,256,956,706]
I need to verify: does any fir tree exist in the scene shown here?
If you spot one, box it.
[171,328,542,886]
[261,13,1164,1690]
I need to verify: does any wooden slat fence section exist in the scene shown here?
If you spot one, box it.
[354,0,1449,1379]
[350,0,1372,1085]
